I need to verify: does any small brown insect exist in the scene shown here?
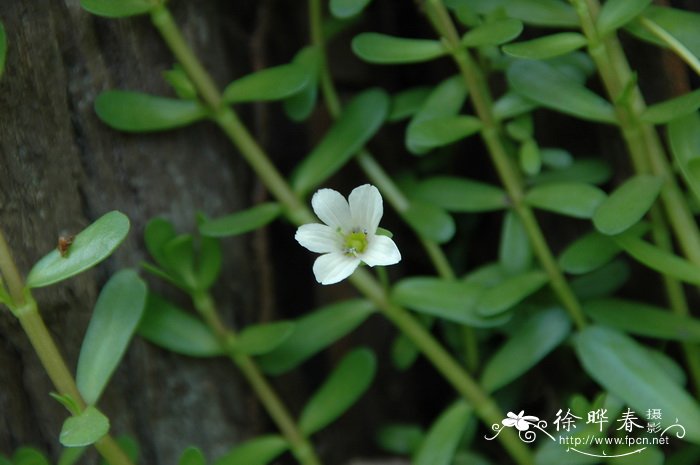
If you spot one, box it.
[57,235,75,257]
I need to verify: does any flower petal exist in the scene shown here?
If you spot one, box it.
[361,235,401,267]
[515,420,531,431]
[502,418,517,427]
[312,252,361,285]
[312,189,352,231]
[295,223,342,254]
[349,184,383,234]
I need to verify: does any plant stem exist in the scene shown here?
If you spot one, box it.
[150,8,533,463]
[0,229,136,465]
[639,17,700,77]
[192,292,322,465]
[423,0,587,330]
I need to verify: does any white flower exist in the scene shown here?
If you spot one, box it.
[502,411,539,431]
[295,184,401,285]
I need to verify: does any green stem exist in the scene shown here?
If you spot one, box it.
[150,7,532,463]
[570,0,700,392]
[192,292,322,465]
[423,0,587,330]
[639,17,700,77]
[0,230,136,465]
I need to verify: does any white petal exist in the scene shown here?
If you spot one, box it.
[349,184,383,233]
[360,235,401,267]
[295,223,342,254]
[502,419,517,427]
[311,189,352,231]
[312,252,361,285]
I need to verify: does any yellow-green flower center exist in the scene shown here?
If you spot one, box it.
[344,230,368,256]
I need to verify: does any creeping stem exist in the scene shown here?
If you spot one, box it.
[422,0,588,330]
[150,6,533,465]
[0,229,136,465]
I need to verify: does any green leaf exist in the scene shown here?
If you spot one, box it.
[162,235,197,288]
[414,402,472,465]
[138,294,223,357]
[51,393,81,416]
[571,259,629,300]
[213,436,288,465]
[531,158,612,186]
[585,298,700,342]
[406,76,468,155]
[593,175,662,235]
[493,92,538,120]
[461,19,524,47]
[76,270,147,405]
[292,89,389,193]
[507,60,617,124]
[95,91,208,132]
[669,112,700,205]
[597,0,653,35]
[467,0,579,27]
[499,211,532,274]
[232,321,294,356]
[476,270,548,316]
[391,277,509,327]
[144,217,177,269]
[100,436,139,465]
[179,448,205,465]
[615,233,700,286]
[163,65,197,100]
[223,63,311,104]
[299,348,376,435]
[481,308,571,392]
[197,236,222,290]
[406,115,482,152]
[330,0,371,18]
[541,148,573,169]
[503,33,588,59]
[412,176,507,212]
[199,203,282,237]
[27,211,130,288]
[560,231,620,274]
[80,0,154,17]
[258,299,375,374]
[351,33,446,64]
[0,22,6,79]
[284,47,319,122]
[641,90,700,124]
[60,406,110,447]
[403,201,456,244]
[391,333,421,371]
[519,139,541,175]
[627,7,700,60]
[57,447,87,465]
[388,87,431,122]
[575,326,700,444]
[376,424,424,455]
[13,448,50,465]
[525,182,606,218]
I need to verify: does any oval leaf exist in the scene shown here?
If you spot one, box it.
[138,294,223,357]
[499,211,532,274]
[507,60,617,124]
[330,0,371,18]
[213,435,288,465]
[503,33,587,59]
[95,91,208,132]
[232,322,294,356]
[575,326,700,444]
[388,87,432,122]
[414,402,472,465]
[376,424,424,455]
[669,112,700,204]
[284,47,320,122]
[585,298,700,342]
[593,175,662,235]
[199,203,282,237]
[615,234,700,286]
[481,308,571,392]
[76,270,147,405]
[525,182,607,218]
[412,176,507,212]
[532,158,612,186]
[27,211,130,288]
[351,33,446,64]
[403,201,456,244]
[597,0,653,35]
[60,406,110,447]
[559,231,620,275]
[477,270,549,316]
[406,115,482,152]
[461,19,524,47]
[391,277,509,327]
[641,89,700,124]
[299,348,377,435]
[223,63,311,104]
[292,89,389,193]
[571,259,629,300]
[627,6,700,60]
[80,0,154,17]
[258,299,375,374]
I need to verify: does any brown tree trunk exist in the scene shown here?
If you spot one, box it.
[0,2,305,464]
